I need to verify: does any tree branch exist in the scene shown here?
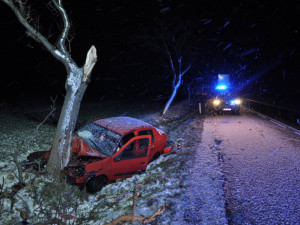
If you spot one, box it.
[52,0,71,57]
[1,0,72,65]
[143,204,165,223]
[83,45,97,83]
[181,64,191,76]
[175,64,191,89]
[178,56,182,75]
[163,41,177,88]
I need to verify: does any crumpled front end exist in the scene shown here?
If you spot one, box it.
[64,163,88,185]
[64,136,105,185]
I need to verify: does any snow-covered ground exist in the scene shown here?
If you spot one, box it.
[0,101,229,224]
[174,118,227,225]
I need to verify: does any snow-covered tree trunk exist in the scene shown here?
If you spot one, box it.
[162,53,190,117]
[2,0,97,178]
[162,89,177,116]
[47,47,97,176]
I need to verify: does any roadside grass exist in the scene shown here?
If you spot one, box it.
[0,100,200,224]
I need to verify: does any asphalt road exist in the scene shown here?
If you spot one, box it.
[203,107,300,224]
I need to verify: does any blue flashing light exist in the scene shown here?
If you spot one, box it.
[215,85,227,90]
[230,100,235,105]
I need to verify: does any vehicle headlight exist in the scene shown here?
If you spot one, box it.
[234,99,241,105]
[213,99,221,105]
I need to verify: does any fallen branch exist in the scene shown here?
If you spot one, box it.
[104,179,165,225]
[105,215,145,225]
[105,205,165,225]
[144,204,165,223]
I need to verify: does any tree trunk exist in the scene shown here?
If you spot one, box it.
[46,45,97,178]
[46,67,87,177]
[162,87,177,117]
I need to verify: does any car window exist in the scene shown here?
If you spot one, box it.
[119,133,135,147]
[120,138,149,160]
[134,138,149,158]
[138,130,154,143]
[120,141,136,159]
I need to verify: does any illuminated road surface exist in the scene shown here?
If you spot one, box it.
[203,108,300,224]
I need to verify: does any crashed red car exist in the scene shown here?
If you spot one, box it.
[25,117,172,193]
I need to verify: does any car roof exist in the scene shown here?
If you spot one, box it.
[93,116,154,135]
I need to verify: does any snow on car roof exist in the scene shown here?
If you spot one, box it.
[93,116,154,135]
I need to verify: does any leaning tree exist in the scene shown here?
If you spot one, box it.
[1,0,97,178]
[161,37,191,117]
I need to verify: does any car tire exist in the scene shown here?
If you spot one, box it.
[86,176,107,193]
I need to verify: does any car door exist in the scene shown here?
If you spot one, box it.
[110,135,151,180]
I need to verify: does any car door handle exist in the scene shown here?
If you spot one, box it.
[140,162,146,165]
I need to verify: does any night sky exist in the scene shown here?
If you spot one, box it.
[0,0,299,108]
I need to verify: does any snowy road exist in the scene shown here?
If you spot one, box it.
[204,107,300,224]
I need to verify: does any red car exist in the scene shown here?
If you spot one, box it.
[25,117,172,193]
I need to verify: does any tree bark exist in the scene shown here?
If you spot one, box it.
[47,46,97,178]
[162,87,177,117]
[46,69,86,177]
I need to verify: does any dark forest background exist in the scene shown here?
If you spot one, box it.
[0,0,299,108]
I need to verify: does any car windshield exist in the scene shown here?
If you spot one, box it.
[75,122,122,157]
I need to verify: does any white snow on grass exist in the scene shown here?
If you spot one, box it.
[0,101,227,224]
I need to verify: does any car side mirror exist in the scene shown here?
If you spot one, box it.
[114,156,121,162]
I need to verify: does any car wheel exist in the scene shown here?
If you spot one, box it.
[86,176,107,193]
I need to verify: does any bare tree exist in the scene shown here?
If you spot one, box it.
[162,39,191,117]
[2,0,97,178]
[138,23,191,117]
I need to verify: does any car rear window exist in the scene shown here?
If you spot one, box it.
[138,130,154,143]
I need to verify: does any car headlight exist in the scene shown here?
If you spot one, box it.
[213,99,221,105]
[234,99,241,105]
